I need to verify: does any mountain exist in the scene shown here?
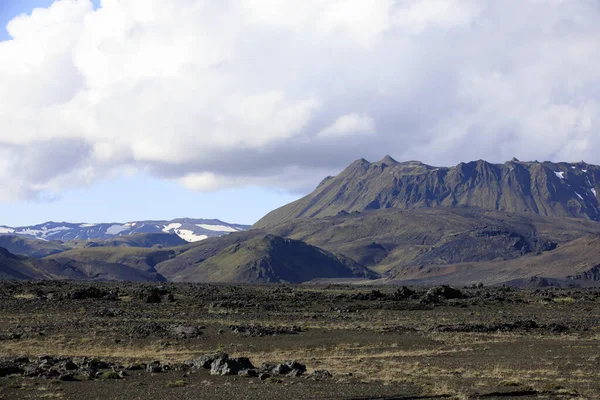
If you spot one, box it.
[0,218,249,243]
[0,235,68,258]
[155,234,378,283]
[254,157,600,228]
[386,235,600,287]
[263,207,600,271]
[0,247,56,280]
[0,247,164,282]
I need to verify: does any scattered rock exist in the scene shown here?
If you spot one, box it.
[69,287,110,300]
[230,324,301,337]
[307,370,333,379]
[393,286,415,300]
[210,355,254,376]
[189,352,229,369]
[170,325,202,339]
[422,285,464,303]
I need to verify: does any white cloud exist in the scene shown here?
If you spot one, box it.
[0,0,599,200]
[317,113,375,138]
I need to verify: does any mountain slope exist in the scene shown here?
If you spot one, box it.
[45,244,183,278]
[387,235,600,287]
[156,234,378,283]
[0,236,68,258]
[0,218,249,243]
[263,207,600,274]
[0,247,56,280]
[0,247,164,282]
[254,157,600,228]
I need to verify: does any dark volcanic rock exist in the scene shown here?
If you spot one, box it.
[307,370,333,379]
[0,361,23,377]
[170,325,202,339]
[210,355,254,376]
[189,352,229,369]
[423,285,463,303]
[69,286,110,300]
[230,324,301,337]
[393,286,416,300]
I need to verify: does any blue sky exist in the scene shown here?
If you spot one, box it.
[1,1,599,227]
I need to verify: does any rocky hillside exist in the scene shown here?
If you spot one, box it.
[0,247,164,282]
[263,207,600,274]
[255,157,600,228]
[156,234,377,283]
[0,218,249,243]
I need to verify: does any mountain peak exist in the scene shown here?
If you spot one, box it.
[378,155,398,164]
[254,157,600,229]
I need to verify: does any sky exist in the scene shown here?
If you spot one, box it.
[0,0,599,226]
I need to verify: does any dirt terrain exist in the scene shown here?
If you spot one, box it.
[1,281,599,399]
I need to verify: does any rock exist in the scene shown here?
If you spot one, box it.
[393,286,415,300]
[230,324,301,337]
[259,373,271,381]
[272,364,292,375]
[79,358,111,370]
[39,369,60,379]
[307,370,333,379]
[0,361,23,377]
[238,369,258,378]
[101,371,122,380]
[59,373,77,381]
[259,362,278,373]
[136,286,170,303]
[549,323,569,333]
[210,356,254,376]
[69,287,110,300]
[423,285,463,303]
[59,359,78,371]
[147,361,163,373]
[285,360,306,375]
[190,352,229,369]
[170,325,202,339]
[22,365,42,377]
[125,363,145,371]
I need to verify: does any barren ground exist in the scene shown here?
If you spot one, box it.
[1,281,599,399]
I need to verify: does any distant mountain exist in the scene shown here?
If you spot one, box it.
[0,246,164,282]
[0,218,249,243]
[254,157,600,228]
[0,235,68,258]
[0,232,187,259]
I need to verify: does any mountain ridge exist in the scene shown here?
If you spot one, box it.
[0,218,250,243]
[254,157,600,228]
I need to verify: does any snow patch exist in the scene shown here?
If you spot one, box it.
[583,169,588,173]
[162,223,182,232]
[554,171,565,179]
[197,224,238,233]
[0,227,15,234]
[592,188,597,197]
[17,226,71,238]
[575,192,584,200]
[79,223,96,227]
[106,224,129,235]
[175,229,208,242]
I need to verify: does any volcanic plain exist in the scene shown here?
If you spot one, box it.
[1,281,599,399]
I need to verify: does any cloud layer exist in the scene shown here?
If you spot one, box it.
[1,0,599,200]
